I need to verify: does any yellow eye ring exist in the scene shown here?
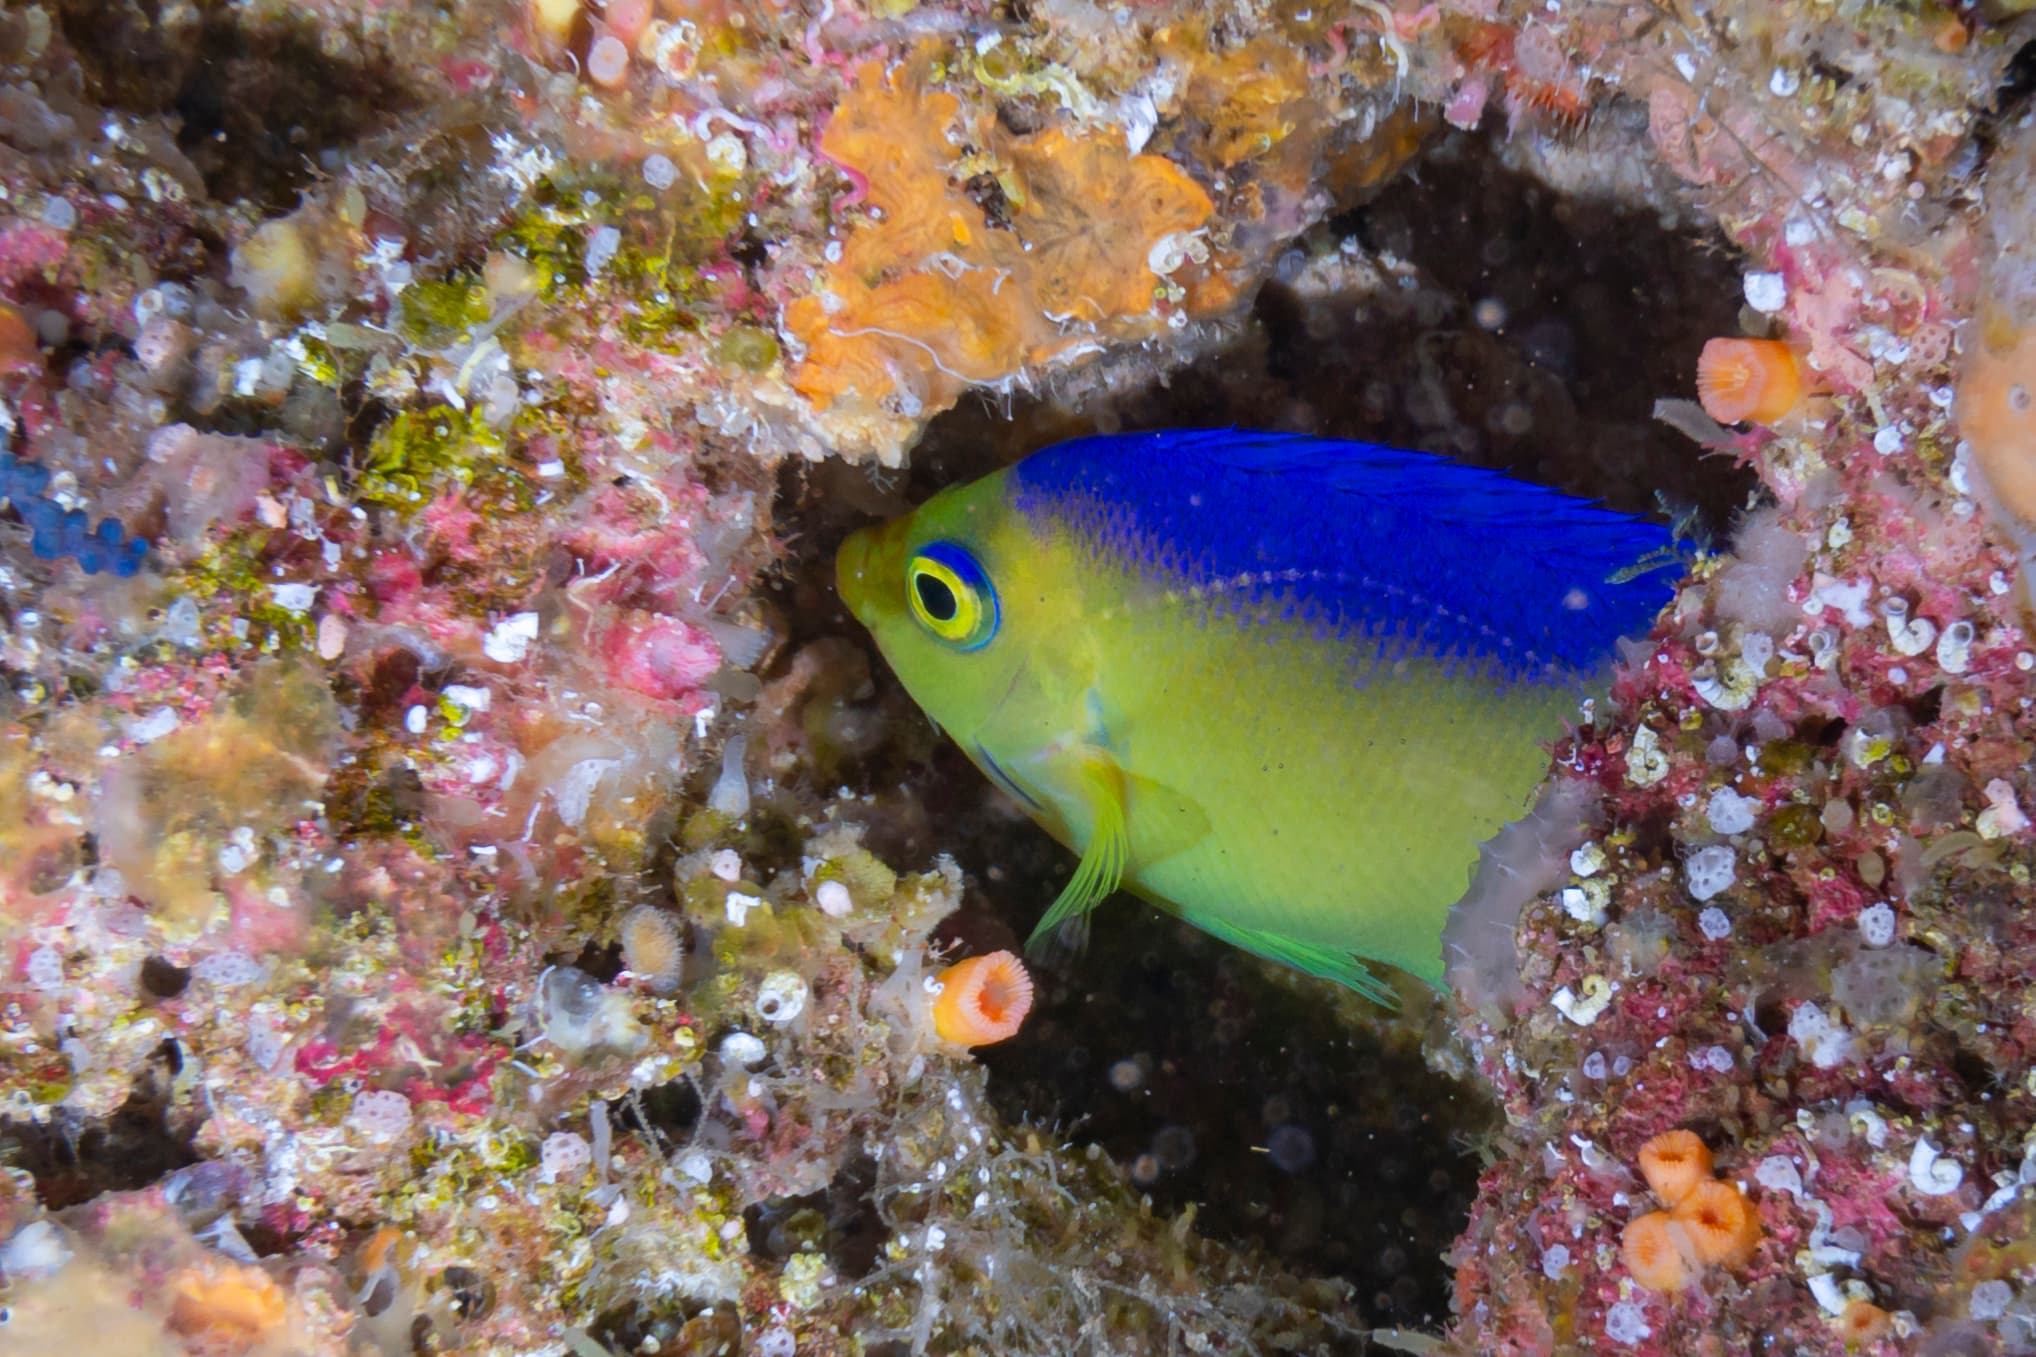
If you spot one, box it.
[906,542,998,650]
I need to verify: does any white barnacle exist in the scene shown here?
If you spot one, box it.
[757,971,809,1025]
[1626,726,1669,786]
[1552,975,1613,1026]
[1935,619,1975,674]
[1908,1137,1964,1197]
[1882,596,1937,657]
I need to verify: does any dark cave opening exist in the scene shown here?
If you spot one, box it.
[772,122,1760,1332]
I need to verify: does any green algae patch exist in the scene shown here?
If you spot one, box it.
[359,404,509,512]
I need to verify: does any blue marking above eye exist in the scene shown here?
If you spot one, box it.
[909,540,1000,650]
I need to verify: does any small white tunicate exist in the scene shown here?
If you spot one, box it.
[678,1150,714,1183]
[1909,1137,1964,1196]
[709,848,743,882]
[756,971,809,1025]
[348,1089,415,1143]
[708,735,750,818]
[585,225,622,277]
[814,879,853,917]
[130,707,181,743]
[1873,426,1904,455]
[40,196,75,231]
[642,153,678,190]
[1581,1051,1608,1080]
[271,582,317,615]
[1541,1243,1571,1279]
[1604,1299,1652,1344]
[1857,902,1897,948]
[1977,779,2030,840]
[1570,842,1606,877]
[443,684,491,713]
[1770,66,1802,98]
[1744,270,1787,313]
[191,950,265,987]
[246,1010,285,1071]
[720,1031,767,1068]
[1739,631,1775,674]
[755,1326,797,1357]
[1755,1156,1804,1198]
[1685,844,1737,902]
[1698,906,1733,941]
[25,945,63,991]
[725,891,761,927]
[1707,786,1759,836]
[405,704,428,735]
[1789,1002,1853,1069]
[1970,1279,2015,1321]
[483,612,540,663]
[540,1131,593,1184]
[0,1219,72,1281]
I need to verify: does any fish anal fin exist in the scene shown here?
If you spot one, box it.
[1190,910,1399,1007]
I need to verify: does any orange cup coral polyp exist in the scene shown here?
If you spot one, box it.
[1670,1179,1763,1268]
[1620,1211,1694,1293]
[1697,337,1803,425]
[931,949,1035,1046]
[1622,1129,1764,1292]
[1636,1128,1713,1206]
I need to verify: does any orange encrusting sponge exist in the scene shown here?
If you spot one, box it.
[1957,312,2036,525]
[1697,337,1803,425]
[931,950,1035,1046]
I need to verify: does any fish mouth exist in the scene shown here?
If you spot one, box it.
[835,520,901,625]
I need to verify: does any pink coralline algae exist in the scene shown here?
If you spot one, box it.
[1432,5,2036,1355]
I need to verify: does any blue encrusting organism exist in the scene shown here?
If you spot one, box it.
[838,429,1680,1001]
[0,448,149,577]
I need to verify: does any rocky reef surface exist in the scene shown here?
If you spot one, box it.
[0,0,2031,1354]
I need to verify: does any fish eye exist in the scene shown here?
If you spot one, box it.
[914,571,957,622]
[905,541,997,650]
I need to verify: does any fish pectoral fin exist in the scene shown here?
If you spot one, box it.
[1190,912,1399,1007]
[1117,767,1211,869]
[1025,745,1131,953]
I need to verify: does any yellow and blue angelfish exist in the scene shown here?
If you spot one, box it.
[836,429,1675,1001]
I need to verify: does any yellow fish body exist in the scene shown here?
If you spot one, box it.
[837,430,1672,999]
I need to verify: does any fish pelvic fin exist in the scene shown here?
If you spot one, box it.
[1190,910,1399,1007]
[1025,745,1130,954]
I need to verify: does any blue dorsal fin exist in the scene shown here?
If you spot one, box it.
[1009,428,1677,682]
